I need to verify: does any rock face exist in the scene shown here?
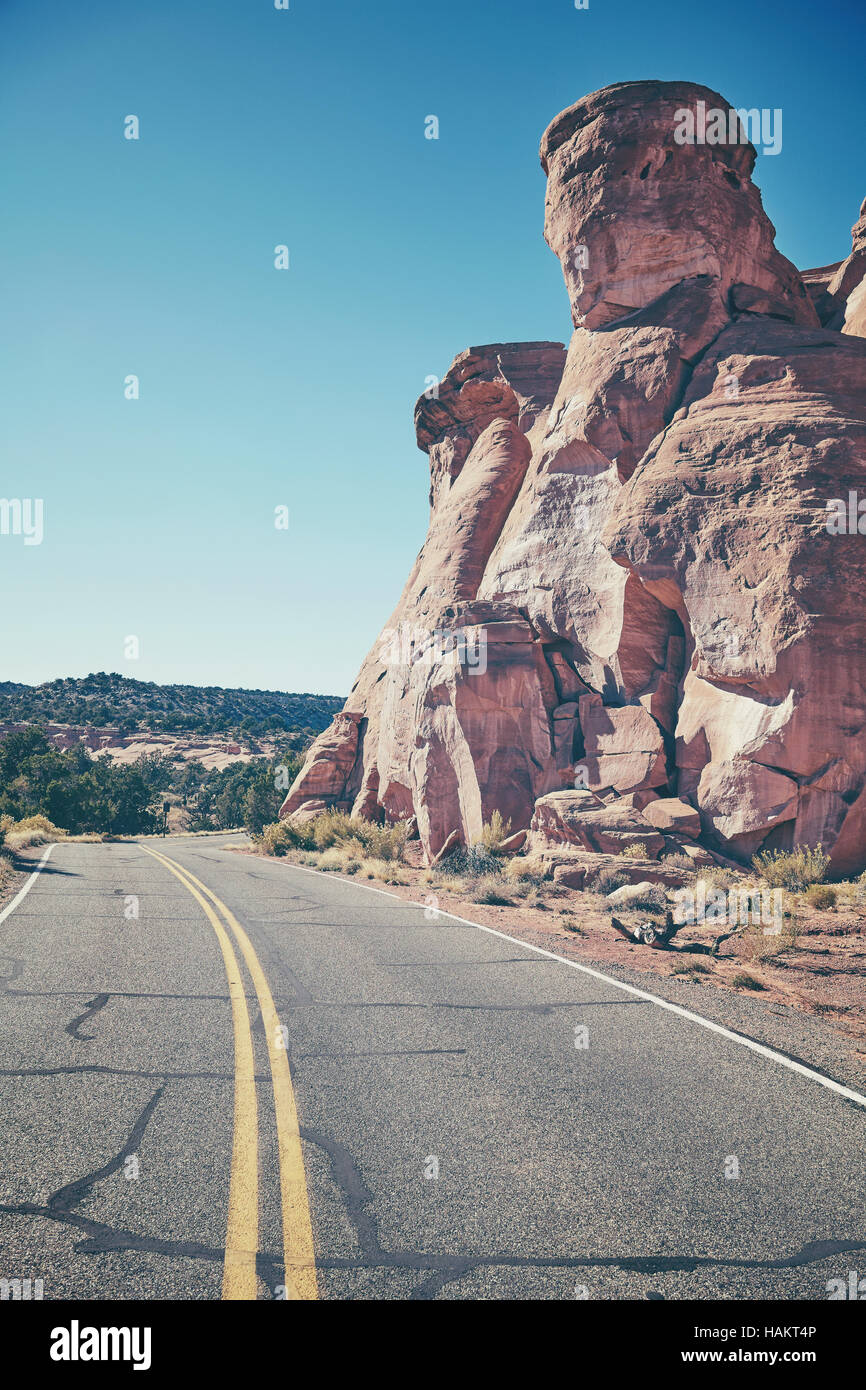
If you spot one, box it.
[603,315,866,871]
[282,79,866,875]
[803,199,866,334]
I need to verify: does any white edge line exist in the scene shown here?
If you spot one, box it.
[0,842,56,927]
[272,856,866,1111]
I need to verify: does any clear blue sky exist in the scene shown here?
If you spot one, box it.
[1,0,863,696]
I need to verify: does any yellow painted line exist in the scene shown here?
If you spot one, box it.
[139,845,259,1300]
[145,846,318,1301]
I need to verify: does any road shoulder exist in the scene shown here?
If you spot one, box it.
[228,843,866,1099]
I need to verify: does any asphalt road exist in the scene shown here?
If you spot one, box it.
[1,833,864,1301]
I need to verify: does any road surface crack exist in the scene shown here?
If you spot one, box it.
[298,1127,866,1298]
[65,993,110,1040]
[0,1085,285,1288]
[46,1088,162,1213]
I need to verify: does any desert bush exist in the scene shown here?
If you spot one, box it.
[512,883,548,909]
[585,865,628,895]
[262,810,409,862]
[661,852,694,871]
[738,919,797,964]
[503,856,546,883]
[620,841,649,860]
[442,844,502,877]
[358,858,408,885]
[317,847,349,872]
[3,815,68,851]
[562,917,586,934]
[428,873,467,895]
[472,874,514,905]
[509,876,543,898]
[670,958,714,976]
[696,868,742,893]
[379,865,409,885]
[804,883,837,910]
[361,821,409,862]
[835,878,866,911]
[311,810,407,862]
[622,883,668,912]
[474,811,512,854]
[259,819,316,855]
[311,810,356,851]
[752,843,829,891]
[730,970,766,991]
[359,857,387,879]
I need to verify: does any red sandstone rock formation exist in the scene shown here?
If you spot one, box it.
[540,81,817,334]
[282,80,866,875]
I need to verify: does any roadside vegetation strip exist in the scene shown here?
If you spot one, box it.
[0,842,55,926]
[139,844,259,1300]
[146,846,318,1301]
[280,859,866,1112]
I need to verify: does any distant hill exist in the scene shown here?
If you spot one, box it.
[0,673,344,740]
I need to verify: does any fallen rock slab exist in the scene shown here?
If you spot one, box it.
[606,880,659,907]
[549,851,691,890]
[529,790,665,857]
[642,797,701,838]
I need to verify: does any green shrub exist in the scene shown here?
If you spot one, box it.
[620,841,649,860]
[752,843,829,891]
[9,813,63,834]
[0,729,161,835]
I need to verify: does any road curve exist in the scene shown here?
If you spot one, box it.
[1,833,864,1300]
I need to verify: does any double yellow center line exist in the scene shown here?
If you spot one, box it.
[141,844,318,1301]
